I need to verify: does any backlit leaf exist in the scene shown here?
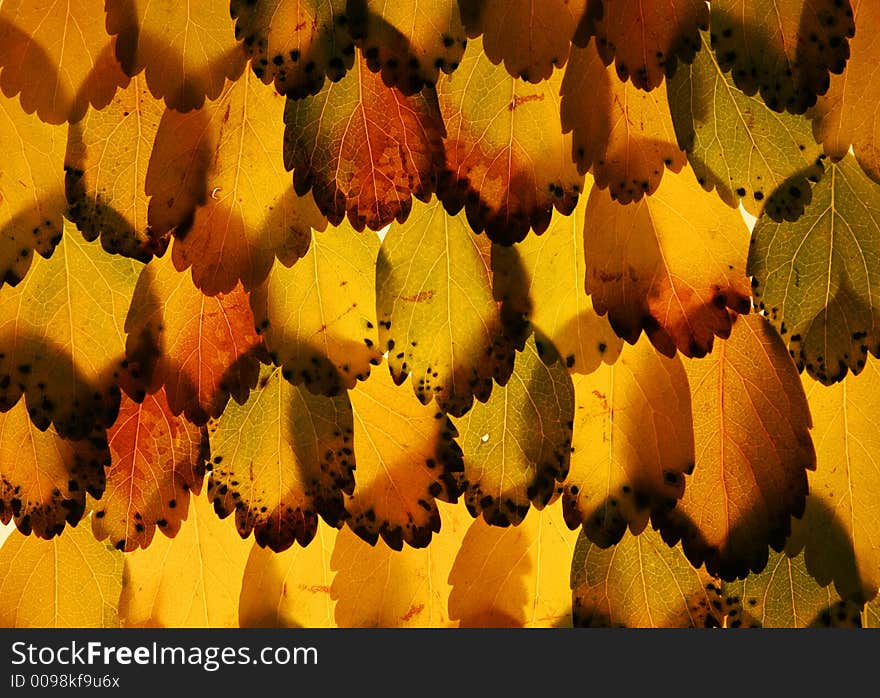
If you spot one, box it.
[119,490,251,627]
[65,74,168,262]
[92,389,208,552]
[124,252,267,425]
[0,93,67,287]
[348,0,467,93]
[491,190,624,375]
[106,0,246,112]
[709,0,854,114]
[0,0,124,124]
[592,0,707,90]
[230,0,354,99]
[251,222,382,396]
[207,365,354,552]
[668,33,826,221]
[570,527,720,628]
[448,500,577,627]
[283,50,445,231]
[563,339,694,547]
[458,0,587,81]
[584,164,752,358]
[376,199,514,417]
[0,400,108,538]
[748,155,880,385]
[437,37,583,244]
[452,335,574,526]
[344,367,463,550]
[810,0,880,183]
[561,40,686,203]
[656,314,816,580]
[147,70,326,295]
[0,524,122,628]
[0,226,141,439]
[238,522,338,628]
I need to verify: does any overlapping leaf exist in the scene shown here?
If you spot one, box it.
[283,50,445,231]
[124,253,267,425]
[348,0,467,93]
[376,200,514,417]
[810,0,880,183]
[344,367,463,550]
[230,0,354,99]
[106,0,246,111]
[709,0,854,114]
[0,0,125,124]
[584,164,752,358]
[437,37,583,244]
[0,226,141,439]
[0,524,123,628]
[561,41,686,203]
[748,155,880,385]
[452,336,573,526]
[457,0,586,81]
[147,70,326,295]
[252,221,381,396]
[592,0,707,90]
[0,400,108,538]
[207,365,354,553]
[563,339,694,547]
[656,314,816,580]
[92,389,207,552]
[669,33,826,221]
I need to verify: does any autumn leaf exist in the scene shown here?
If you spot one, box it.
[584,164,752,358]
[207,365,354,553]
[784,363,880,603]
[457,0,587,81]
[0,0,125,124]
[810,0,880,183]
[709,0,854,114]
[344,367,463,550]
[230,0,354,99]
[570,527,721,628]
[238,522,338,628]
[283,49,445,232]
[452,335,573,527]
[0,93,67,287]
[563,339,694,547]
[251,221,382,397]
[0,226,141,439]
[65,74,168,263]
[655,314,816,580]
[448,500,577,627]
[437,36,583,245]
[146,70,326,296]
[376,199,515,417]
[92,388,207,553]
[491,189,623,375]
[0,524,122,628]
[561,40,686,203]
[119,491,251,627]
[668,32,826,221]
[331,500,470,627]
[0,399,109,538]
[592,0,707,90]
[347,0,467,93]
[124,252,267,426]
[748,154,880,385]
[106,0,246,112]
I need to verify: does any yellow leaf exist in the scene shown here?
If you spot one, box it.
[0,523,123,627]
[119,490,251,627]
[584,163,751,358]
